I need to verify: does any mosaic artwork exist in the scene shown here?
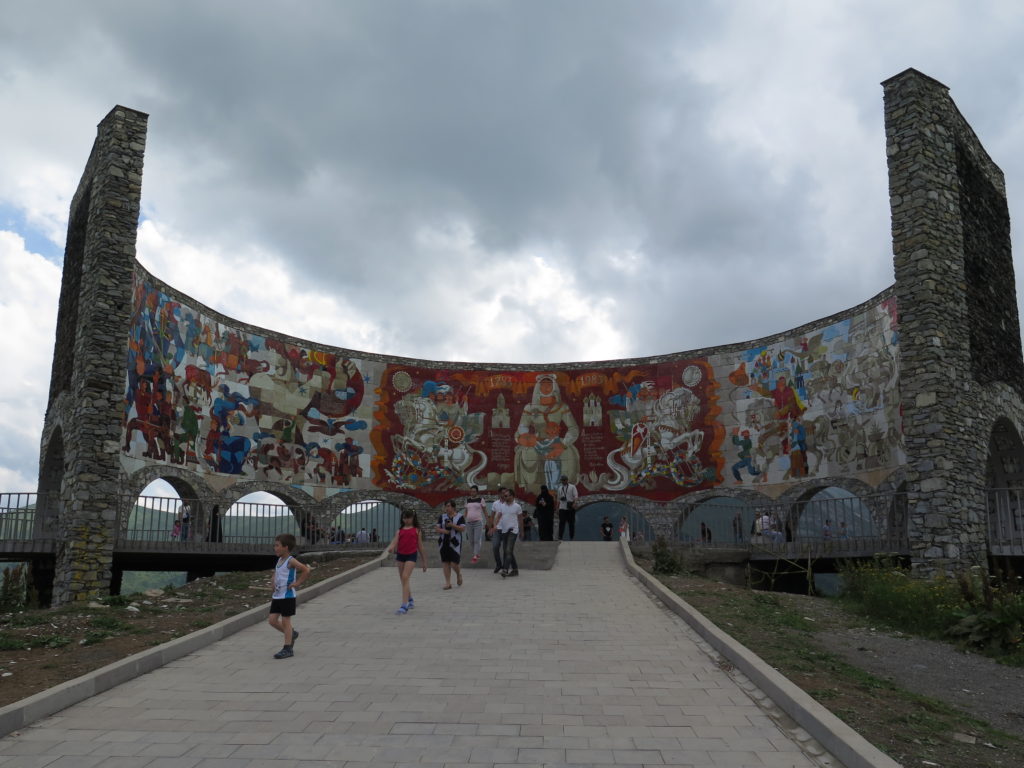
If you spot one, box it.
[121,276,903,503]
[721,298,903,486]
[372,364,722,503]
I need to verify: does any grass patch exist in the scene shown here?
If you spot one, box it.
[0,633,28,651]
[89,615,135,633]
[653,569,1024,767]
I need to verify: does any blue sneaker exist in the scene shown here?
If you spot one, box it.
[395,604,408,615]
[273,647,294,659]
[291,630,299,645]
[407,597,414,610]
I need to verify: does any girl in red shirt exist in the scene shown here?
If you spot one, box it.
[387,511,428,614]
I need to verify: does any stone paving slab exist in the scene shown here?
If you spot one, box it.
[0,543,869,767]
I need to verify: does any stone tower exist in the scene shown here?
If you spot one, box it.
[37,106,148,603]
[884,69,1022,573]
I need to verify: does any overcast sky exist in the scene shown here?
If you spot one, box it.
[2,1,1023,494]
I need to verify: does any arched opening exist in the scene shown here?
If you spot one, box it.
[791,486,877,541]
[34,429,65,538]
[575,501,653,543]
[679,497,755,545]
[119,479,197,595]
[223,491,302,545]
[330,500,401,546]
[126,479,196,542]
[986,418,1024,548]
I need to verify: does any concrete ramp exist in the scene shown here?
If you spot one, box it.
[1,540,847,766]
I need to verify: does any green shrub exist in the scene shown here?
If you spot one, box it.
[0,564,27,612]
[840,559,1024,660]
[90,615,134,633]
[37,634,72,649]
[838,559,961,637]
[0,633,28,651]
[945,569,1024,655]
[651,536,682,575]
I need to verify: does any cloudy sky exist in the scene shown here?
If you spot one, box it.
[2,0,1023,494]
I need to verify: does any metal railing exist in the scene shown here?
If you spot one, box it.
[0,493,38,540]
[116,495,402,552]
[987,488,1024,551]
[673,491,909,554]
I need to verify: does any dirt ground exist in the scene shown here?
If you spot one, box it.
[657,571,1024,768]
[0,553,377,708]
[3,554,1024,767]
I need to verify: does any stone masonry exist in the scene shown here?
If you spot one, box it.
[37,106,148,603]
[884,69,1024,574]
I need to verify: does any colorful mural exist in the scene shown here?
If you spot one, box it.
[120,275,902,503]
[720,298,903,485]
[121,278,384,498]
[372,364,722,503]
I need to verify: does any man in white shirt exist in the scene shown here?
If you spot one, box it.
[556,475,579,541]
[491,488,524,577]
[355,527,369,544]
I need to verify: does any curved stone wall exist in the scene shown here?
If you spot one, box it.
[122,266,904,506]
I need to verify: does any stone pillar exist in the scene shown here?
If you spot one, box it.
[883,70,1014,573]
[38,106,148,603]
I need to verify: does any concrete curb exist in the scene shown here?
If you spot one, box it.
[0,550,389,739]
[620,540,901,768]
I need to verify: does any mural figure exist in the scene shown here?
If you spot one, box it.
[122,281,372,493]
[602,381,713,491]
[514,375,580,493]
[386,380,486,489]
[731,427,761,483]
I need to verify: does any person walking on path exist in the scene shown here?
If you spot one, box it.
[556,474,579,541]
[489,490,505,573]
[435,500,465,589]
[387,511,428,614]
[534,484,555,540]
[600,516,614,542]
[492,488,524,578]
[463,486,486,563]
[268,533,310,659]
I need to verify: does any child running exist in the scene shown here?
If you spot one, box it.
[387,511,428,614]
[268,533,310,659]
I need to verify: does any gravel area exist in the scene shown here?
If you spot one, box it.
[819,627,1024,740]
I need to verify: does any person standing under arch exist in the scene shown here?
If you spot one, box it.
[556,474,579,541]
[534,484,555,541]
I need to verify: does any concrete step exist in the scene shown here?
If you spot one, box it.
[386,540,560,570]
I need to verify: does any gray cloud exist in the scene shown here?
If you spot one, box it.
[4,1,1024,492]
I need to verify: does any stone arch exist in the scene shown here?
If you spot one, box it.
[121,466,217,541]
[123,465,214,502]
[985,416,1024,487]
[318,491,428,542]
[222,481,317,511]
[35,425,65,538]
[574,493,655,542]
[777,477,883,540]
[319,490,430,518]
[984,416,1024,546]
[670,488,772,543]
[218,482,320,545]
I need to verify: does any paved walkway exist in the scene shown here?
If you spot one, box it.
[0,543,824,767]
